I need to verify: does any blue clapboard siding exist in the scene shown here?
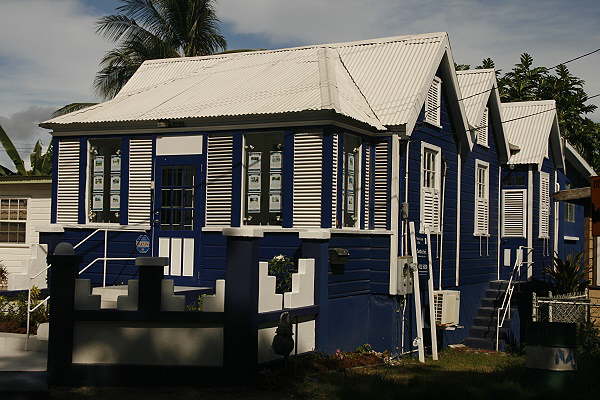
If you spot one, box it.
[328,234,390,298]
[557,161,587,259]
[404,73,459,289]
[459,98,501,285]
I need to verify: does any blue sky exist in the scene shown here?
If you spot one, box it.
[0,0,599,167]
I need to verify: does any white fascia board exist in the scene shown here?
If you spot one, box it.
[487,84,511,164]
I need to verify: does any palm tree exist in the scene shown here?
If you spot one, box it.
[0,124,52,176]
[95,0,227,99]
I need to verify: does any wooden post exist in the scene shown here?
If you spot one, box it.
[425,228,439,361]
[47,242,81,386]
[409,222,426,363]
[223,228,262,382]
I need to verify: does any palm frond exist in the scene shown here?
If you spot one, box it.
[0,124,26,176]
[52,103,98,118]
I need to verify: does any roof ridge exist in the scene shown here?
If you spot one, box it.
[456,68,496,74]
[141,32,449,66]
[503,100,556,108]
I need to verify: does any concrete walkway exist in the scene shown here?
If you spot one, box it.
[0,334,47,394]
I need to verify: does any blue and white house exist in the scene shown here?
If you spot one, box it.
[38,32,594,354]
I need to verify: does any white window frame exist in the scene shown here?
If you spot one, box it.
[342,137,362,229]
[86,139,121,227]
[539,171,550,239]
[501,189,527,238]
[424,76,442,128]
[420,142,442,234]
[0,197,28,244]
[474,160,490,236]
[476,107,489,147]
[565,202,576,223]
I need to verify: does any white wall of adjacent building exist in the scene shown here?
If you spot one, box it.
[0,182,51,290]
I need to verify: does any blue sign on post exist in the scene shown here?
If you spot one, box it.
[135,234,151,254]
[415,233,429,278]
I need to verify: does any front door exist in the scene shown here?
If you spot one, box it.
[154,155,203,285]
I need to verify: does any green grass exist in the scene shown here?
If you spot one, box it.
[51,349,599,400]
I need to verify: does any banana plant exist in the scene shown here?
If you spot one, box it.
[0,123,52,176]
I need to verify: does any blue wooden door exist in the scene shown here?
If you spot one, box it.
[154,155,204,286]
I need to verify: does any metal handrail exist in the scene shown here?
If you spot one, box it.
[73,228,146,287]
[496,246,532,351]
[25,244,50,351]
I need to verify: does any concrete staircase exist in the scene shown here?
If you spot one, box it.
[464,280,517,351]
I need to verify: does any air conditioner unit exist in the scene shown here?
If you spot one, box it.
[433,290,460,326]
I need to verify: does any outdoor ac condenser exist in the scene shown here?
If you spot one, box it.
[433,290,460,326]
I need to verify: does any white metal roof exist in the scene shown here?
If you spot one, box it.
[456,69,496,127]
[564,140,596,177]
[502,100,564,168]
[43,32,464,133]
[456,69,510,161]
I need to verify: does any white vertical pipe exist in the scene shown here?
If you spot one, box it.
[426,228,439,360]
[409,221,425,363]
[103,229,108,287]
[455,152,461,286]
[527,167,534,279]
[497,165,501,280]
[389,134,400,294]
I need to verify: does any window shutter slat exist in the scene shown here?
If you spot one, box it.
[424,77,441,126]
[56,139,80,224]
[477,107,489,147]
[502,189,526,237]
[373,141,388,229]
[206,135,233,226]
[331,133,338,227]
[539,172,550,238]
[363,144,370,228]
[128,138,153,225]
[293,133,322,227]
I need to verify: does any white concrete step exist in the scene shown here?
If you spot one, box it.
[0,332,47,353]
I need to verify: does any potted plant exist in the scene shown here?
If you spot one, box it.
[268,255,296,294]
[544,252,590,295]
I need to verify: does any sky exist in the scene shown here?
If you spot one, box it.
[1,0,599,168]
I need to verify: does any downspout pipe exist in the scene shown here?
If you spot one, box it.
[438,157,447,290]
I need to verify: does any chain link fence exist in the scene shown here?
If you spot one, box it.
[532,289,600,324]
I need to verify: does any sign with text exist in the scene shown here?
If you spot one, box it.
[415,233,430,278]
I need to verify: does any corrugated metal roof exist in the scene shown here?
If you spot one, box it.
[564,140,596,177]
[502,100,557,165]
[43,32,452,132]
[0,175,51,184]
[456,69,495,127]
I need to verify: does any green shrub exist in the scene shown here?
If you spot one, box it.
[268,255,296,294]
[0,261,7,289]
[0,286,48,334]
[544,252,590,294]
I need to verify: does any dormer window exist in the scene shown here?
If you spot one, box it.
[88,138,122,223]
[424,77,442,127]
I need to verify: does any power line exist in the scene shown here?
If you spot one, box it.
[427,47,600,115]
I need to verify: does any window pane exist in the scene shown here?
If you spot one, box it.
[172,190,182,207]
[183,189,194,207]
[160,208,171,227]
[182,167,193,186]
[161,190,171,207]
[162,168,172,187]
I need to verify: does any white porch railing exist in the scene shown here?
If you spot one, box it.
[25,244,50,351]
[495,246,532,351]
[74,228,147,287]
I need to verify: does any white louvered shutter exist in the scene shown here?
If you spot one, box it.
[424,76,441,126]
[477,107,489,147]
[331,133,338,227]
[363,144,371,228]
[474,162,489,236]
[128,138,153,225]
[539,172,550,238]
[206,135,233,226]
[293,133,322,227]
[56,139,80,224]
[420,145,441,233]
[373,141,389,229]
[502,189,526,237]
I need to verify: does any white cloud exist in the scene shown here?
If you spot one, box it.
[0,0,111,116]
[218,0,600,120]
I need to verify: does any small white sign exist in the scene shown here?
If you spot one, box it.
[347,153,355,173]
[93,156,104,173]
[110,175,121,191]
[92,175,104,191]
[270,173,282,191]
[248,152,261,171]
[347,193,355,213]
[270,151,282,170]
[92,193,104,211]
[248,193,261,213]
[248,173,261,191]
[269,193,281,212]
[110,193,120,211]
[111,155,121,172]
